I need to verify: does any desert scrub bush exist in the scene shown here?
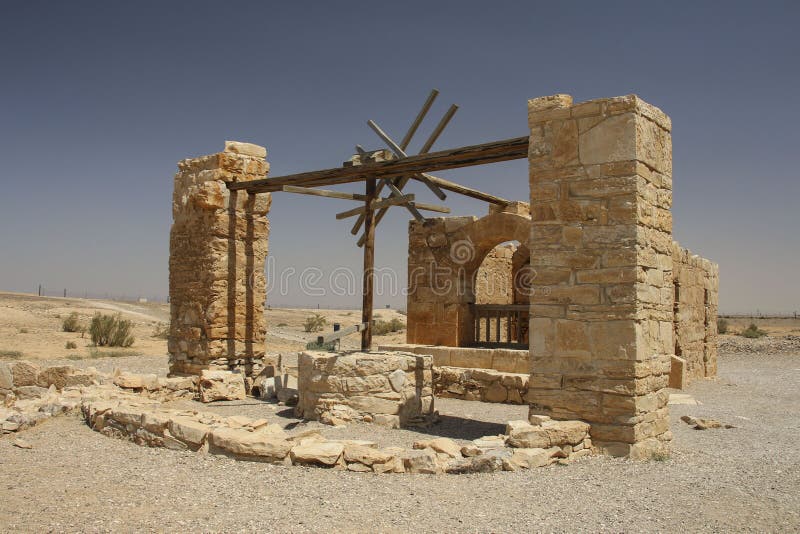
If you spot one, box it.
[18,328,28,334]
[717,318,729,334]
[151,322,169,339]
[305,340,337,352]
[89,313,135,347]
[276,322,288,327]
[303,313,327,333]
[0,350,23,359]
[62,312,85,333]
[65,341,77,349]
[740,323,767,339]
[372,318,406,336]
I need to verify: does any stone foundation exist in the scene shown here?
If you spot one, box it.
[168,141,271,387]
[434,367,529,404]
[295,351,434,428]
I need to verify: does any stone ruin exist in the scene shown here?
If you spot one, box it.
[155,92,721,463]
[0,92,721,473]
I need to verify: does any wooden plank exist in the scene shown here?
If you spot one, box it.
[335,194,415,220]
[281,185,367,201]
[361,179,376,350]
[228,136,530,193]
[316,323,367,344]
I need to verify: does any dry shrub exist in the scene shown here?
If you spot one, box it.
[717,318,729,334]
[65,341,78,349]
[62,312,85,333]
[89,313,135,347]
[372,318,405,336]
[740,323,767,339]
[303,313,327,333]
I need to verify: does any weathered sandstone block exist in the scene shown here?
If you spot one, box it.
[198,370,246,403]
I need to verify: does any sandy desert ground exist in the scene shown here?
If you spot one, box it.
[1,292,799,532]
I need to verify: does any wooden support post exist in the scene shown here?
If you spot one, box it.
[361,178,376,351]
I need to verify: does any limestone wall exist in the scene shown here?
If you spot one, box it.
[526,94,674,458]
[168,141,271,388]
[672,242,719,381]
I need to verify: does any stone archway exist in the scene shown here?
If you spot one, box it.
[405,203,531,347]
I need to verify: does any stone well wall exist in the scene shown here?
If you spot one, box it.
[672,242,719,382]
[296,351,434,428]
[168,141,271,388]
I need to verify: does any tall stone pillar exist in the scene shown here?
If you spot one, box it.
[526,94,674,458]
[168,141,271,389]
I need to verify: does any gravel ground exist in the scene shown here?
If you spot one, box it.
[1,349,799,532]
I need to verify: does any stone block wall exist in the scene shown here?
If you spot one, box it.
[296,351,434,428]
[526,94,674,458]
[168,141,271,388]
[672,242,719,381]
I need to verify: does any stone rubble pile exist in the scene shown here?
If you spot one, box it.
[1,360,100,433]
[0,360,252,435]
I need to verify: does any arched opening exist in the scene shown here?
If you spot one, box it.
[470,240,530,348]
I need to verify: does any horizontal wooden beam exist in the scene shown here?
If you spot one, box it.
[281,185,367,201]
[228,136,529,193]
[410,202,450,214]
[317,323,367,344]
[335,195,415,220]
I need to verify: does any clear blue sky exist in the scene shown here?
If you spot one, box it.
[0,1,797,313]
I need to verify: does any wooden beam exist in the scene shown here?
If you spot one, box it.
[228,136,530,192]
[335,194,415,220]
[410,202,451,214]
[384,181,424,222]
[400,89,438,150]
[281,185,367,201]
[349,90,440,236]
[316,323,367,344]
[361,179,376,350]
[419,104,458,154]
[410,173,510,205]
[367,119,447,201]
